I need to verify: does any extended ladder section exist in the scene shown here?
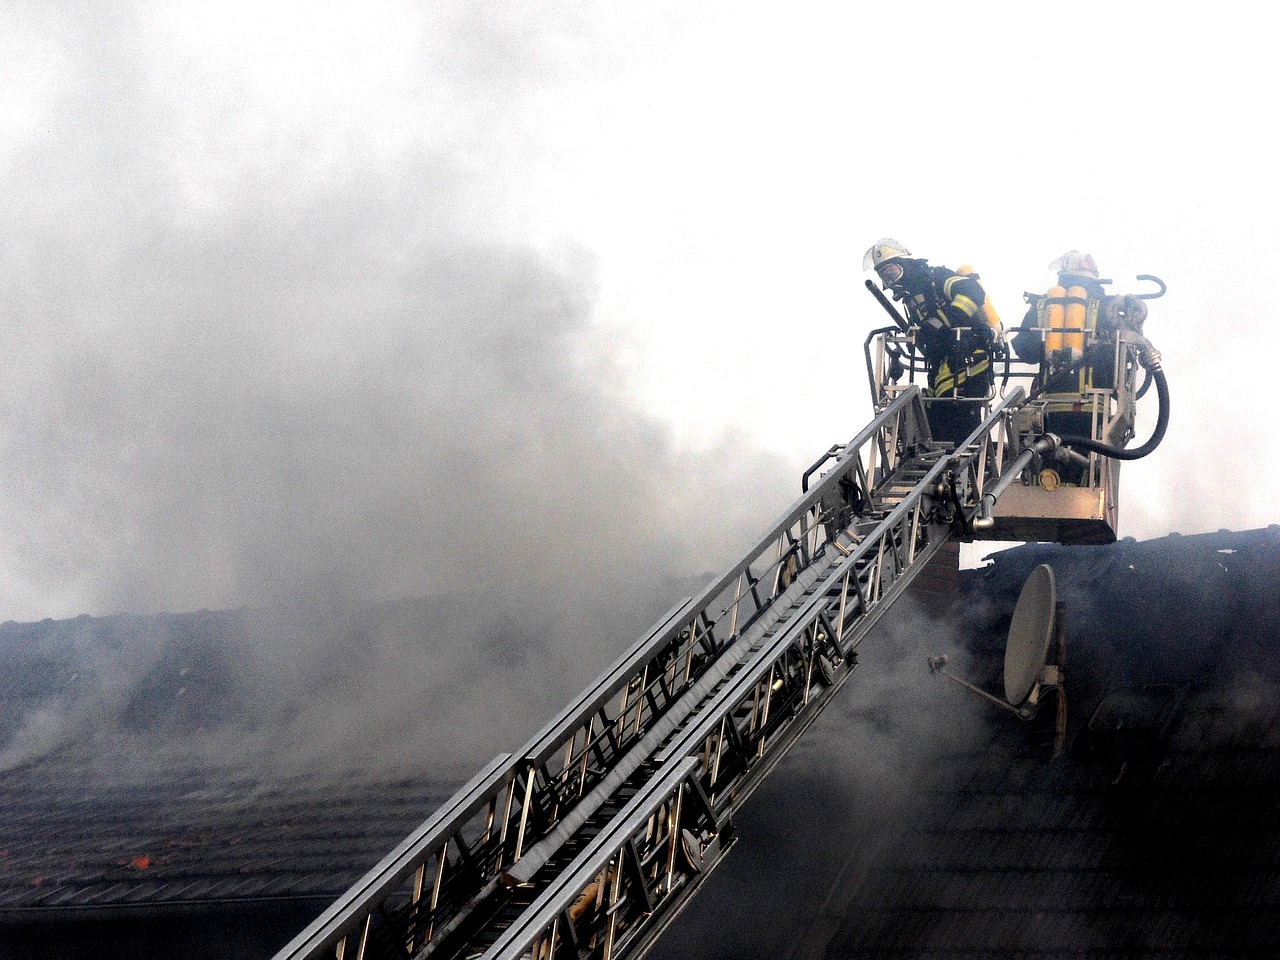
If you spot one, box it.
[272,385,1028,960]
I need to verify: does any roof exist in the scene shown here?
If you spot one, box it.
[0,759,449,917]
[813,683,1280,958]
[0,601,469,959]
[3,528,1279,958]
[650,526,1280,960]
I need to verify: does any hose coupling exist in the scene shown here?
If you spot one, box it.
[972,495,996,529]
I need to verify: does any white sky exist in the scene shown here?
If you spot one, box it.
[514,2,1280,546]
[2,1,1277,619]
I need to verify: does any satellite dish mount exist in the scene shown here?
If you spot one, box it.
[929,564,1067,755]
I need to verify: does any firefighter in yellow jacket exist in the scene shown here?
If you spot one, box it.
[1012,250,1112,484]
[863,238,995,446]
[1011,250,1108,366]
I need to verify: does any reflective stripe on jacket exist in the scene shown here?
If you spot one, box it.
[931,348,992,398]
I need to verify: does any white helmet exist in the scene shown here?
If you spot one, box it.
[862,238,912,271]
[1048,250,1099,280]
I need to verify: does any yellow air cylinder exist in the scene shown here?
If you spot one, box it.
[1045,285,1066,354]
[1065,285,1087,357]
[956,265,1004,341]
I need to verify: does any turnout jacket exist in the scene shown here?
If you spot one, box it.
[897,264,993,396]
[1012,275,1114,416]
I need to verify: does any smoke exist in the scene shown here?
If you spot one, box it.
[0,2,767,621]
[3,161,774,619]
[0,615,173,772]
[650,530,1280,959]
[0,3,800,782]
[0,583,707,782]
[649,596,991,960]
[0,182,797,777]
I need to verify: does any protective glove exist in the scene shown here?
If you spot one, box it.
[888,353,905,382]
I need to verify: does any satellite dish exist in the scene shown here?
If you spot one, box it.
[1003,564,1057,706]
[929,562,1066,755]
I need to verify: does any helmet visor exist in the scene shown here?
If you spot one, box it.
[876,261,905,288]
[863,238,911,270]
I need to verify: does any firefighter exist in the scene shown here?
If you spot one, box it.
[1013,250,1112,485]
[1011,250,1107,365]
[863,238,995,446]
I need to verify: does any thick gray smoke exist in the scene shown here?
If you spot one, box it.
[0,148,800,776]
[1,2,771,620]
[0,4,794,781]
[648,596,989,960]
[2,152,784,620]
[0,192,791,779]
[0,582,710,782]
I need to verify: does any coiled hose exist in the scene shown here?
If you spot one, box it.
[1055,335,1169,461]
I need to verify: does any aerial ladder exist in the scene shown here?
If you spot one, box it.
[271,271,1169,960]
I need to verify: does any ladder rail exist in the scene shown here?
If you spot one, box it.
[480,390,1026,960]
[496,389,936,871]
[477,757,712,960]
[271,754,518,960]
[267,386,1024,960]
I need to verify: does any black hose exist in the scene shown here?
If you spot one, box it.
[1135,365,1153,400]
[864,279,911,332]
[1057,366,1170,461]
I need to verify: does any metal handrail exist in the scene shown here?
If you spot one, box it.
[268,386,1013,960]
[271,754,518,960]
[479,757,706,960]
[483,393,1025,959]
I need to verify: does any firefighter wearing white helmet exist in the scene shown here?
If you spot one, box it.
[1012,250,1114,484]
[1012,251,1111,366]
[862,238,995,446]
[863,239,914,273]
[1048,250,1102,284]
